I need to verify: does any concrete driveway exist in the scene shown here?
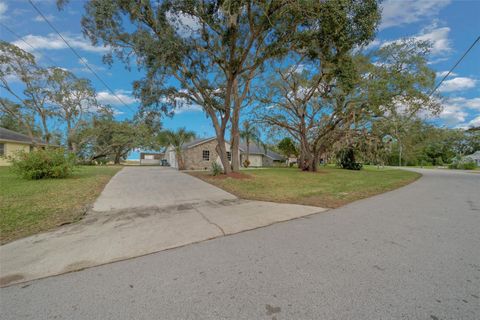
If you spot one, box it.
[0,167,324,286]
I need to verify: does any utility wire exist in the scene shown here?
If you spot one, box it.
[28,0,137,113]
[429,35,480,97]
[0,21,61,68]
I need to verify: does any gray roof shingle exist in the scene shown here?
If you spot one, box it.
[239,141,285,161]
[0,127,46,145]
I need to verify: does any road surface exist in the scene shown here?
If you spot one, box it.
[1,169,479,319]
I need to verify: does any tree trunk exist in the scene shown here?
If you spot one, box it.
[114,150,122,164]
[40,115,50,145]
[230,81,241,172]
[230,131,240,171]
[176,150,185,170]
[215,137,231,174]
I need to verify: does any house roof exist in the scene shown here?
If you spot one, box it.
[173,136,285,161]
[465,151,480,160]
[0,127,47,145]
[182,137,217,149]
[239,141,285,161]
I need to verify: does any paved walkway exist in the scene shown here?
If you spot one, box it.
[1,169,478,319]
[0,167,324,286]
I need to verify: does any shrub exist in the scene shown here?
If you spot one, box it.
[419,160,432,167]
[336,147,363,170]
[10,148,76,180]
[434,157,444,166]
[460,161,477,170]
[210,161,223,176]
[243,159,250,168]
[449,157,477,170]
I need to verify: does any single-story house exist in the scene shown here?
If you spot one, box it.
[464,151,480,166]
[0,127,49,166]
[165,137,285,170]
[140,151,165,165]
[166,137,235,170]
[239,141,285,167]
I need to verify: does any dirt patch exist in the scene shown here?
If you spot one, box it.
[63,260,95,273]
[191,171,252,180]
[0,274,25,286]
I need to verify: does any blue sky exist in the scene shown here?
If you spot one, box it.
[1,0,479,156]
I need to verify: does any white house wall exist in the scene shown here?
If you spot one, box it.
[248,154,263,167]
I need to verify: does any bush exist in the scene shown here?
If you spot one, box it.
[10,148,76,180]
[460,161,477,170]
[449,157,477,170]
[210,161,223,176]
[434,157,444,166]
[243,159,250,168]
[336,147,363,170]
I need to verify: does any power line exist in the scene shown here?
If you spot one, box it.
[28,0,137,113]
[430,35,480,97]
[0,21,60,68]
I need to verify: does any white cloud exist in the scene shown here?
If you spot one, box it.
[96,90,138,106]
[0,1,7,21]
[467,115,480,127]
[378,25,451,60]
[437,96,480,127]
[415,26,451,56]
[166,11,201,38]
[380,0,451,30]
[174,103,203,114]
[74,57,107,73]
[361,39,381,51]
[438,104,468,126]
[445,97,480,111]
[33,14,56,22]
[12,33,109,54]
[438,77,477,92]
[436,70,457,78]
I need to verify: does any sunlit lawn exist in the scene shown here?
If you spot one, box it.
[0,165,122,244]
[190,166,420,208]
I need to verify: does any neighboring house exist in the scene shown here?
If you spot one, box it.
[464,151,480,166]
[139,151,165,165]
[165,137,235,170]
[165,137,285,170]
[287,155,298,166]
[0,127,49,166]
[239,141,285,167]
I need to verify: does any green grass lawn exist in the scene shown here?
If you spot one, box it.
[0,165,122,244]
[190,166,420,209]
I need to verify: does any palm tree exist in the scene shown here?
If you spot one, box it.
[239,121,264,167]
[160,127,196,170]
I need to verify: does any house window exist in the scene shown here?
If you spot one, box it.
[29,145,34,152]
[227,151,232,161]
[0,143,4,156]
[202,150,210,161]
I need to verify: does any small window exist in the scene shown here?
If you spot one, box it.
[0,143,4,156]
[227,151,232,161]
[202,150,210,161]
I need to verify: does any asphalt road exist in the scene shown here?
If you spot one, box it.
[1,169,479,320]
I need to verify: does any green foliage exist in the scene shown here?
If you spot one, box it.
[449,158,477,170]
[336,147,362,170]
[159,127,196,170]
[10,148,76,180]
[210,162,223,176]
[277,137,298,157]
